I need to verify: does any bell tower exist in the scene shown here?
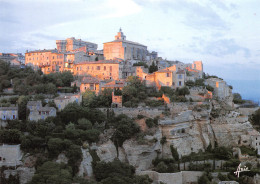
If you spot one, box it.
[115,28,126,40]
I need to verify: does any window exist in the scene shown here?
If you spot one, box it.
[96,66,100,70]
[13,115,16,119]
[90,84,94,90]
[178,74,182,79]
[110,66,112,71]
[104,66,106,70]
[216,82,219,88]
[179,81,182,86]
[166,73,170,77]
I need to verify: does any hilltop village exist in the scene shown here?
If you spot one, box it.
[0,29,260,184]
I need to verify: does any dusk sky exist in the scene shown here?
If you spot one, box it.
[1,0,259,100]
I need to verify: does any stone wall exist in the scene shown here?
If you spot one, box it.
[239,107,259,116]
[98,107,164,118]
[138,170,203,184]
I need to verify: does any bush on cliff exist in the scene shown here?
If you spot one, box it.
[93,159,152,184]
[110,114,140,147]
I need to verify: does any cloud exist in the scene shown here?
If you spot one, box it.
[132,0,229,30]
[99,0,142,19]
[188,37,251,58]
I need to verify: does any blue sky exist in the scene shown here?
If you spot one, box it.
[0,0,259,99]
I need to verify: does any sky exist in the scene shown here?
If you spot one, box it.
[0,0,259,101]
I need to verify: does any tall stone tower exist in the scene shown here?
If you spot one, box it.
[115,28,126,40]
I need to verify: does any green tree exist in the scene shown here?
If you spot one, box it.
[149,61,158,73]
[77,118,92,130]
[170,145,179,161]
[233,93,244,104]
[82,90,96,107]
[111,114,140,147]
[133,61,148,68]
[29,161,73,184]
[47,138,64,157]
[18,95,30,120]
[0,129,21,144]
[93,159,135,182]
[251,108,260,127]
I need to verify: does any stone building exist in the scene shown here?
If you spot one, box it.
[111,92,122,108]
[0,106,18,120]
[56,37,97,53]
[248,130,260,155]
[54,93,82,111]
[101,80,126,91]
[25,37,99,74]
[74,60,123,80]
[185,61,203,79]
[103,28,147,61]
[0,144,22,167]
[27,101,56,121]
[27,101,42,112]
[0,53,24,66]
[205,78,232,100]
[173,69,185,88]
[79,76,100,94]
[144,65,186,89]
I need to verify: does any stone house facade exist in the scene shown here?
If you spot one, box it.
[103,29,147,61]
[56,37,97,53]
[79,76,100,94]
[111,92,122,108]
[205,78,231,99]
[0,106,18,120]
[0,144,22,167]
[25,37,99,74]
[0,53,24,66]
[27,101,56,121]
[74,60,123,80]
[54,93,82,111]
[101,80,126,91]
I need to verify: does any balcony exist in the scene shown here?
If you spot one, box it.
[39,64,51,68]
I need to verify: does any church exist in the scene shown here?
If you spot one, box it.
[103,28,147,61]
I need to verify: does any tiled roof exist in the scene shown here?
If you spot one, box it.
[27,101,42,107]
[75,60,120,65]
[27,49,57,53]
[103,80,125,88]
[54,96,72,100]
[38,106,56,112]
[55,93,81,100]
[186,67,199,73]
[82,76,100,84]
[176,69,185,74]
[156,69,171,73]
[104,39,147,47]
[0,106,18,110]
